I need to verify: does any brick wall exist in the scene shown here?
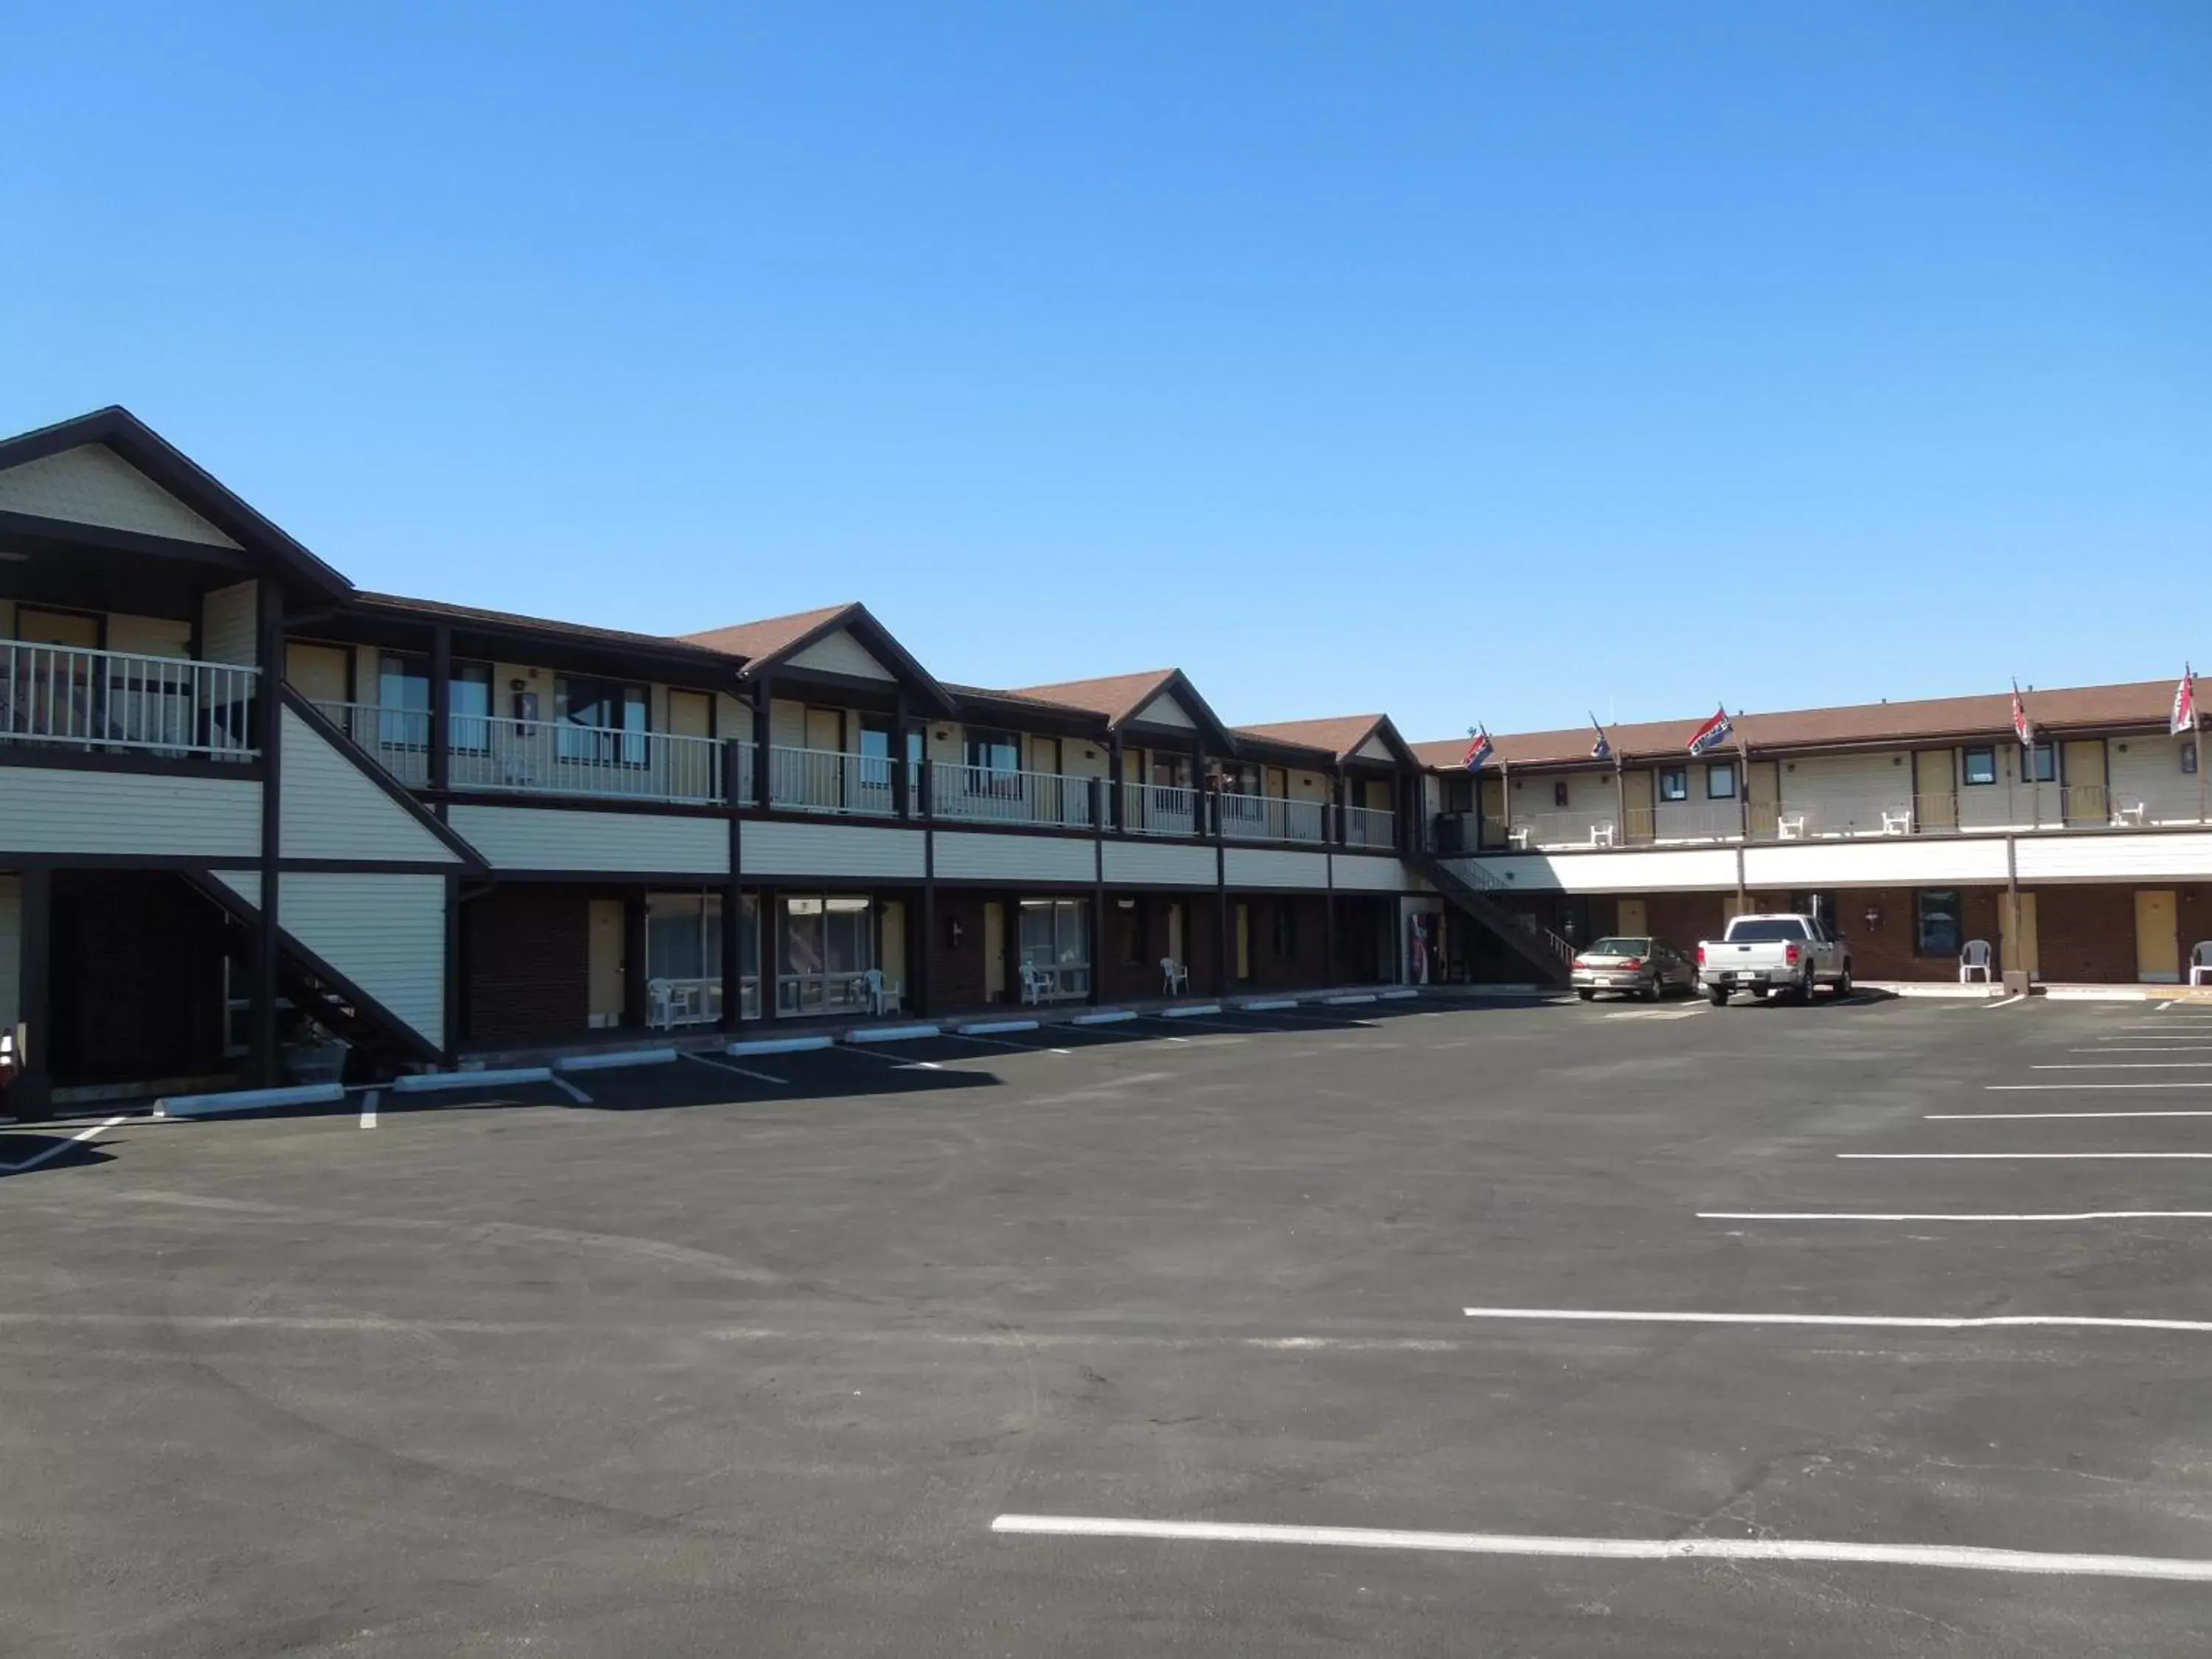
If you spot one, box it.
[2036,886,2139,984]
[464,885,588,1045]
[1635,893,1729,953]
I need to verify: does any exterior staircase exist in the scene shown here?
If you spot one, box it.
[1409,852,1576,987]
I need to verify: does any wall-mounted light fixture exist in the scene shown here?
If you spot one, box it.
[1863,903,1883,931]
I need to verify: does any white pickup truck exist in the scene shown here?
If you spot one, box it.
[1695,914,1853,1005]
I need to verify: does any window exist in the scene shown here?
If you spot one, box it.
[644,893,723,1024]
[557,676,647,765]
[1552,779,1571,809]
[2186,741,2200,777]
[858,720,896,794]
[1658,768,1688,802]
[1705,762,1736,800]
[1019,897,1090,998]
[1916,889,1961,957]
[1963,747,1997,786]
[964,729,1020,774]
[2029,742,2056,782]
[377,654,491,753]
[778,894,873,1015]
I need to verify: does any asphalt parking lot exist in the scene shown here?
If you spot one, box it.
[6,990,2212,1655]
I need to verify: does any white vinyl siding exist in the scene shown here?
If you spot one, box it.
[1453,847,1740,894]
[2107,734,2205,827]
[933,831,1093,883]
[770,699,809,750]
[0,444,242,546]
[446,805,728,874]
[1513,767,1617,846]
[280,872,446,1048]
[0,874,18,1031]
[1331,854,1412,892]
[1354,734,1395,762]
[785,629,895,681]
[739,820,925,879]
[1223,848,1329,888]
[1289,771,1329,804]
[1059,741,1110,780]
[2014,831,2212,882]
[1743,837,2011,888]
[1133,692,1196,729]
[279,708,459,863]
[0,768,261,857]
[1778,751,1911,835]
[1102,840,1217,886]
[199,580,260,666]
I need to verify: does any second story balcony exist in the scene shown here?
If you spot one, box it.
[5,641,260,762]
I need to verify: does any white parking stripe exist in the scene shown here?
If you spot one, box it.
[2032,1062,2212,1070]
[683,1051,787,1086]
[359,1091,378,1130]
[1701,1211,2212,1222]
[1979,994,2028,1010]
[0,1115,127,1174]
[1840,1151,2212,1160]
[989,1514,2212,1582]
[941,1030,1074,1054]
[1461,1306,2212,1332]
[1989,1081,2212,1091]
[1926,1110,2212,1121]
[2070,1046,2212,1054]
[549,1075,593,1105]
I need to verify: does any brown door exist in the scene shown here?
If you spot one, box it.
[2137,891,2180,983]
[1478,775,1506,846]
[1915,751,1958,832]
[667,689,713,739]
[2062,739,2106,827]
[1621,770,1655,844]
[1745,760,1780,839]
[984,902,1006,1001]
[588,900,626,1028]
[1617,898,1649,937]
[285,642,351,705]
[1234,902,1251,982]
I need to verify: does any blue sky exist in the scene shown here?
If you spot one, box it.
[4,3,2206,739]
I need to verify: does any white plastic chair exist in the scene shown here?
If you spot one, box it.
[1959,939,1994,984]
[862,967,900,1016]
[1019,964,1050,1006]
[647,978,675,1031]
[2189,943,2212,987]
[1777,813,1807,841]
[1160,956,1189,996]
[2112,801,2148,827]
[1588,822,1616,849]
[1880,808,1911,835]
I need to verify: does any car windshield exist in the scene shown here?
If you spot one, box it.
[1727,919,1809,943]
[1585,938,1651,956]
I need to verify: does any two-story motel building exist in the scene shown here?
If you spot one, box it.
[4,407,2209,1114]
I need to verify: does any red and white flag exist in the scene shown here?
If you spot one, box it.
[2173,664,2197,737]
[2010,680,2034,749]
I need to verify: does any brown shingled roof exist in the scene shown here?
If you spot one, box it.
[1006,669,1182,725]
[1234,714,1390,759]
[355,591,745,661]
[677,602,858,662]
[1409,680,2179,771]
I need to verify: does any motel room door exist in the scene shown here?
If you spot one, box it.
[1616,898,1649,938]
[1914,751,1958,832]
[2136,890,2180,983]
[1620,770,1655,845]
[2062,740,2107,828]
[588,899,627,1028]
[984,901,1007,1001]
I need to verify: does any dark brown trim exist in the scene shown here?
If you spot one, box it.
[279,685,490,870]
[251,582,283,1087]
[0,509,257,572]
[274,857,470,874]
[13,864,52,1119]
[0,745,266,780]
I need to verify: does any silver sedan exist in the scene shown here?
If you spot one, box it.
[1571,936,1698,1001]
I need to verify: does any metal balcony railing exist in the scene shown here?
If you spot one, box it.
[931,762,1095,827]
[768,745,901,815]
[1121,780,1200,837]
[2,642,258,759]
[313,703,725,804]
[1343,805,1397,848]
[1217,791,1329,843]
